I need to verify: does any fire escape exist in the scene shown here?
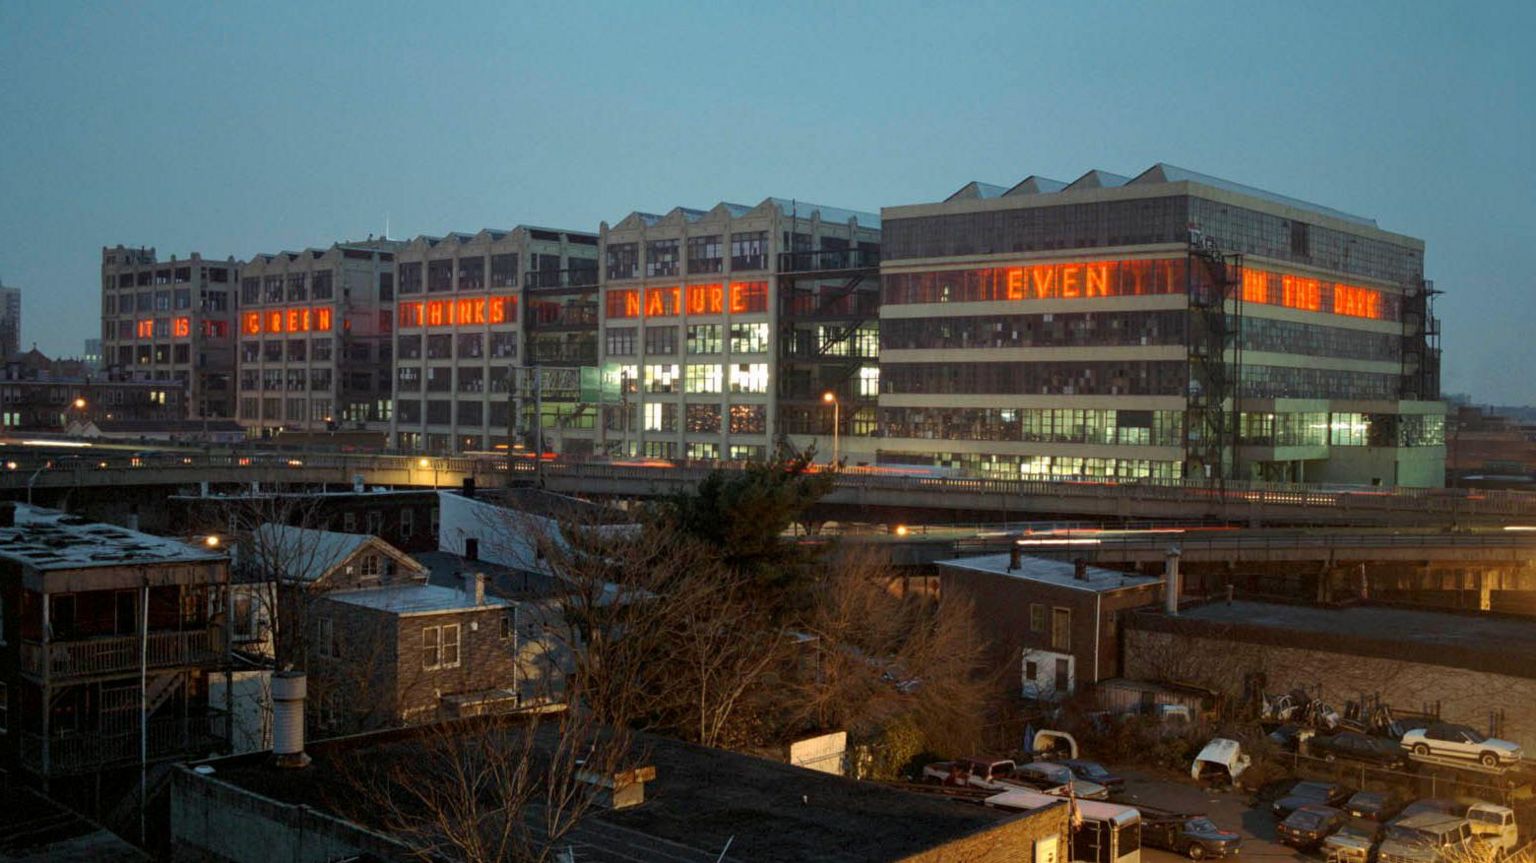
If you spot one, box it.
[1399,278,1441,401]
[1185,236,1243,486]
[775,244,881,448]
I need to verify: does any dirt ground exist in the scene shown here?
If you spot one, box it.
[1116,767,1305,863]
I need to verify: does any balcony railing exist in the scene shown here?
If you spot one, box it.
[20,714,226,775]
[778,248,881,273]
[525,268,600,290]
[19,629,216,680]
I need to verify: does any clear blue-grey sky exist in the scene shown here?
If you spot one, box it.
[1,1,1532,403]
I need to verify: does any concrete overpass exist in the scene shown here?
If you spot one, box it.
[4,450,1536,528]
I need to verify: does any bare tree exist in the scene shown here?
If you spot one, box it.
[786,546,993,754]
[342,707,640,863]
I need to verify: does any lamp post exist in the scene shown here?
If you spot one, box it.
[418,457,438,489]
[822,391,839,467]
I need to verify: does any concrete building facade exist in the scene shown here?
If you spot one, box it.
[598,199,880,461]
[389,227,599,454]
[100,245,240,420]
[236,240,403,437]
[876,164,1445,486]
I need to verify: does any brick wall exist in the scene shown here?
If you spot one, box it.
[902,800,1068,863]
[1124,628,1536,745]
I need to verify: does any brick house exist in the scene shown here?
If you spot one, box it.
[937,551,1162,700]
[253,524,553,736]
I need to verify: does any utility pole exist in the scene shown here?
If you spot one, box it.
[533,366,544,487]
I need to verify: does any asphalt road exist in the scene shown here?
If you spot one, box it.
[1116,769,1306,863]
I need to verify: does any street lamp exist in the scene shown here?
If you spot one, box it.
[417,457,438,489]
[822,391,840,467]
[73,397,87,410]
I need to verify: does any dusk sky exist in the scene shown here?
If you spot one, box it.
[1,1,1532,404]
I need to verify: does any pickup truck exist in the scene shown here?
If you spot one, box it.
[921,758,1067,794]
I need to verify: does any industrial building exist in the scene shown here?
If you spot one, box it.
[596,198,881,460]
[388,226,599,454]
[235,239,403,437]
[876,164,1445,486]
[99,245,240,420]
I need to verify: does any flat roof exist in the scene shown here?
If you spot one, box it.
[197,723,1018,863]
[938,553,1161,593]
[1130,600,1536,680]
[327,582,509,615]
[0,504,224,571]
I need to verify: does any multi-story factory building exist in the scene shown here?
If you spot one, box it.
[877,164,1444,486]
[236,239,403,437]
[100,245,239,419]
[389,227,598,454]
[598,199,881,461]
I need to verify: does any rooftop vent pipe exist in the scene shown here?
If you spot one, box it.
[271,671,311,768]
[1073,558,1089,581]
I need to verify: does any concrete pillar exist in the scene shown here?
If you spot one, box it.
[1478,570,1493,612]
[1164,547,1181,614]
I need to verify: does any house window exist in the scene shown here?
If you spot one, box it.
[343,512,357,532]
[500,613,515,640]
[318,617,338,658]
[1050,607,1071,651]
[1029,604,1045,632]
[366,511,382,535]
[1025,660,1038,682]
[1054,658,1071,691]
[423,623,461,670]
[359,554,381,578]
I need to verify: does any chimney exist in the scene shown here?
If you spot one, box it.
[462,571,486,606]
[1007,540,1021,572]
[0,501,15,528]
[1073,558,1089,581]
[1164,546,1182,615]
[270,672,311,768]
[462,477,476,499]
[465,536,479,562]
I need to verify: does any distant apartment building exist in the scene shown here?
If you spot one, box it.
[100,245,239,420]
[83,338,102,373]
[877,164,1445,486]
[0,349,185,431]
[0,503,228,783]
[598,199,881,461]
[236,239,403,437]
[0,280,21,359]
[389,227,599,454]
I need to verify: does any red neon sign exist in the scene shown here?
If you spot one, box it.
[136,319,154,339]
[240,306,335,334]
[172,317,191,337]
[396,296,516,328]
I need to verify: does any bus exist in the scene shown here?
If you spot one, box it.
[986,788,1142,863]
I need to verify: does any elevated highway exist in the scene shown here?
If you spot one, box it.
[3,451,1535,528]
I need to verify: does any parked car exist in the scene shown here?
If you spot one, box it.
[1057,759,1126,794]
[1142,815,1242,860]
[1277,804,1346,850]
[1392,799,1464,824]
[1400,724,1523,768]
[1014,761,1110,800]
[1272,780,1354,818]
[1313,732,1409,768]
[1346,790,1407,823]
[1465,802,1518,853]
[1322,821,1384,863]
